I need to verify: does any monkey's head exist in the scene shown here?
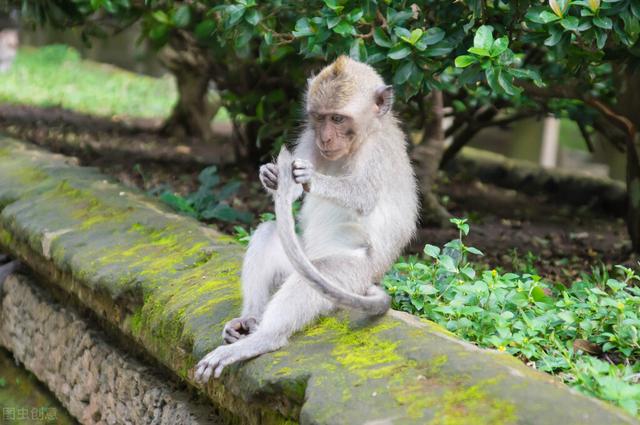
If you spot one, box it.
[305,55,393,161]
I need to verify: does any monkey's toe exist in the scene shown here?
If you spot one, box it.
[222,317,258,345]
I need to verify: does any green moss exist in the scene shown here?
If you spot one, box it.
[0,228,13,247]
[305,317,408,379]
[275,367,293,376]
[428,380,517,425]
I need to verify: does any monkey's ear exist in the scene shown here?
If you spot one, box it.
[375,85,394,116]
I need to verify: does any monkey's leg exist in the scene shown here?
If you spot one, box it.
[224,221,294,344]
[195,255,369,381]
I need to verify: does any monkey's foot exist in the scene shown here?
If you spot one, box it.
[222,317,258,344]
[194,335,285,382]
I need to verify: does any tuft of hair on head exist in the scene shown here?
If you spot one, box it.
[331,55,349,76]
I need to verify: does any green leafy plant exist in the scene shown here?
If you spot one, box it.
[384,218,640,416]
[152,165,253,224]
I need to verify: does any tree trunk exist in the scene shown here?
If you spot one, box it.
[612,69,640,252]
[158,32,219,142]
[413,90,452,226]
[626,133,640,252]
[160,67,219,141]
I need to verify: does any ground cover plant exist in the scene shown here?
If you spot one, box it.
[383,219,640,416]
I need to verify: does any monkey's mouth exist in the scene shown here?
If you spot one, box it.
[320,149,343,159]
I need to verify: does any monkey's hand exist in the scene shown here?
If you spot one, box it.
[222,317,258,344]
[259,163,278,191]
[292,159,314,187]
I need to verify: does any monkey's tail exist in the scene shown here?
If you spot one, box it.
[274,147,391,316]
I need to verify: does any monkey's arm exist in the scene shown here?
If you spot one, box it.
[293,160,380,215]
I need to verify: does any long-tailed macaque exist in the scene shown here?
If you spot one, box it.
[195,56,418,382]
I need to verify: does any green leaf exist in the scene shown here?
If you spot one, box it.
[159,192,197,216]
[485,67,500,92]
[423,43,454,57]
[348,8,363,22]
[540,10,562,23]
[194,19,216,40]
[394,27,412,40]
[293,18,314,37]
[152,10,171,25]
[424,244,441,258]
[474,25,494,50]
[490,36,509,57]
[416,27,445,50]
[244,9,261,26]
[593,15,613,29]
[373,28,393,47]
[466,246,484,256]
[225,4,246,27]
[544,28,564,46]
[201,204,239,222]
[531,286,551,303]
[468,47,491,56]
[393,60,416,85]
[349,38,367,61]
[560,15,580,30]
[323,0,344,13]
[409,28,424,45]
[509,68,543,85]
[327,16,341,29]
[596,28,608,48]
[439,255,458,273]
[218,181,242,201]
[498,71,518,95]
[455,55,478,68]
[388,43,412,60]
[173,5,191,28]
[332,20,355,36]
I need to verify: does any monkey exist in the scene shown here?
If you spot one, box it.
[194,55,418,382]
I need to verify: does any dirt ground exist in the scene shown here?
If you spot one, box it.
[0,104,632,284]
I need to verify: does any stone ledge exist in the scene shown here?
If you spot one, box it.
[0,274,217,424]
[0,136,636,425]
[448,147,626,214]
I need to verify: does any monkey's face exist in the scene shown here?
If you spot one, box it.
[308,111,356,160]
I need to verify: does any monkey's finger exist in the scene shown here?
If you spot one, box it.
[214,364,226,379]
[292,159,310,167]
[262,169,278,182]
[194,364,208,383]
[224,334,240,344]
[263,174,278,185]
[224,327,242,341]
[292,169,311,177]
[244,317,258,332]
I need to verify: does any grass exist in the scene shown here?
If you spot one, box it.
[0,44,177,119]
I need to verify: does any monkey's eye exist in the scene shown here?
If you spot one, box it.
[330,114,345,124]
